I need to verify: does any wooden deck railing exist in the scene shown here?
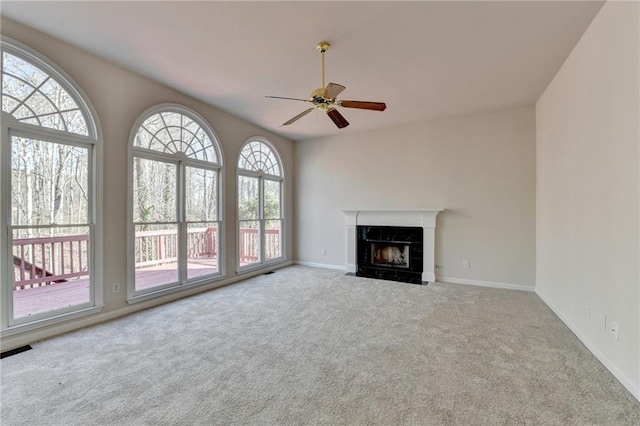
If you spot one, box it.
[12,226,280,289]
[134,227,217,267]
[239,228,281,263]
[13,234,90,289]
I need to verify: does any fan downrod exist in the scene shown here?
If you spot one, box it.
[315,41,331,97]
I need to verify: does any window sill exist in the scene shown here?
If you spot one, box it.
[127,274,225,305]
[236,258,288,275]
[1,305,105,338]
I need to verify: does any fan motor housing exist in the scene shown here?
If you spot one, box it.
[311,88,328,100]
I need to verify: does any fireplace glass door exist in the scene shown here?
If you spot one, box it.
[370,243,410,268]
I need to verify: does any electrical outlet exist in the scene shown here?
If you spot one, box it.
[112,282,120,293]
[610,321,619,342]
[601,313,607,331]
[321,248,326,256]
[585,304,590,318]
[462,260,470,269]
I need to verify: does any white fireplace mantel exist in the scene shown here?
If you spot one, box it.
[342,209,444,282]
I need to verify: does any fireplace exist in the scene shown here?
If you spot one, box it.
[357,226,423,284]
[343,209,443,283]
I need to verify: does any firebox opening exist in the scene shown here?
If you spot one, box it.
[370,243,410,268]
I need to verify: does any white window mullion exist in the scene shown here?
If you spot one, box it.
[87,144,96,306]
[88,222,96,307]
[258,175,264,265]
[4,226,15,328]
[178,161,187,285]
[1,119,11,329]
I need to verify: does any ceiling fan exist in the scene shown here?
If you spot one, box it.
[266,41,387,129]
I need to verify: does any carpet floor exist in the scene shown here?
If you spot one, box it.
[1,265,639,425]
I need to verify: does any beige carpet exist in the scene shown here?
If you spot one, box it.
[1,266,639,425]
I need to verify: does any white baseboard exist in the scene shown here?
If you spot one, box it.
[294,261,346,271]
[436,276,534,292]
[535,289,640,402]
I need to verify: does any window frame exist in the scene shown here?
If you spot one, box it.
[236,136,285,273]
[127,104,224,303]
[0,37,103,334]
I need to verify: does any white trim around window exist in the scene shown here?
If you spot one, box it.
[236,136,286,274]
[0,37,104,334]
[127,104,225,303]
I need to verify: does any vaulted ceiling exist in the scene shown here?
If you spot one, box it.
[2,1,604,141]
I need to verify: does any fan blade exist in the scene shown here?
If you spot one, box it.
[283,108,314,126]
[327,108,349,129]
[266,96,311,103]
[325,82,346,99]
[340,100,387,111]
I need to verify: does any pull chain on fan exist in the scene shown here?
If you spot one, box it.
[266,41,387,129]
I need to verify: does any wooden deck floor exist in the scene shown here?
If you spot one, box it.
[13,258,225,320]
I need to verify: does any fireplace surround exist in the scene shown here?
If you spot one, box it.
[343,210,443,283]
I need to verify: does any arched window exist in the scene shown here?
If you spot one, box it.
[1,38,101,328]
[130,105,222,296]
[237,138,284,269]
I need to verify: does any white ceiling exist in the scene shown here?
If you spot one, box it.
[2,1,603,141]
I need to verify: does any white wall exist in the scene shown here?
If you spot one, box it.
[1,18,295,349]
[536,2,639,398]
[294,105,536,289]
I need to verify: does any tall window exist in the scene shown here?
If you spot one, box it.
[1,39,100,328]
[130,105,222,296]
[237,138,284,269]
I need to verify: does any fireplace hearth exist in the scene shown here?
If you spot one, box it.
[357,226,423,284]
